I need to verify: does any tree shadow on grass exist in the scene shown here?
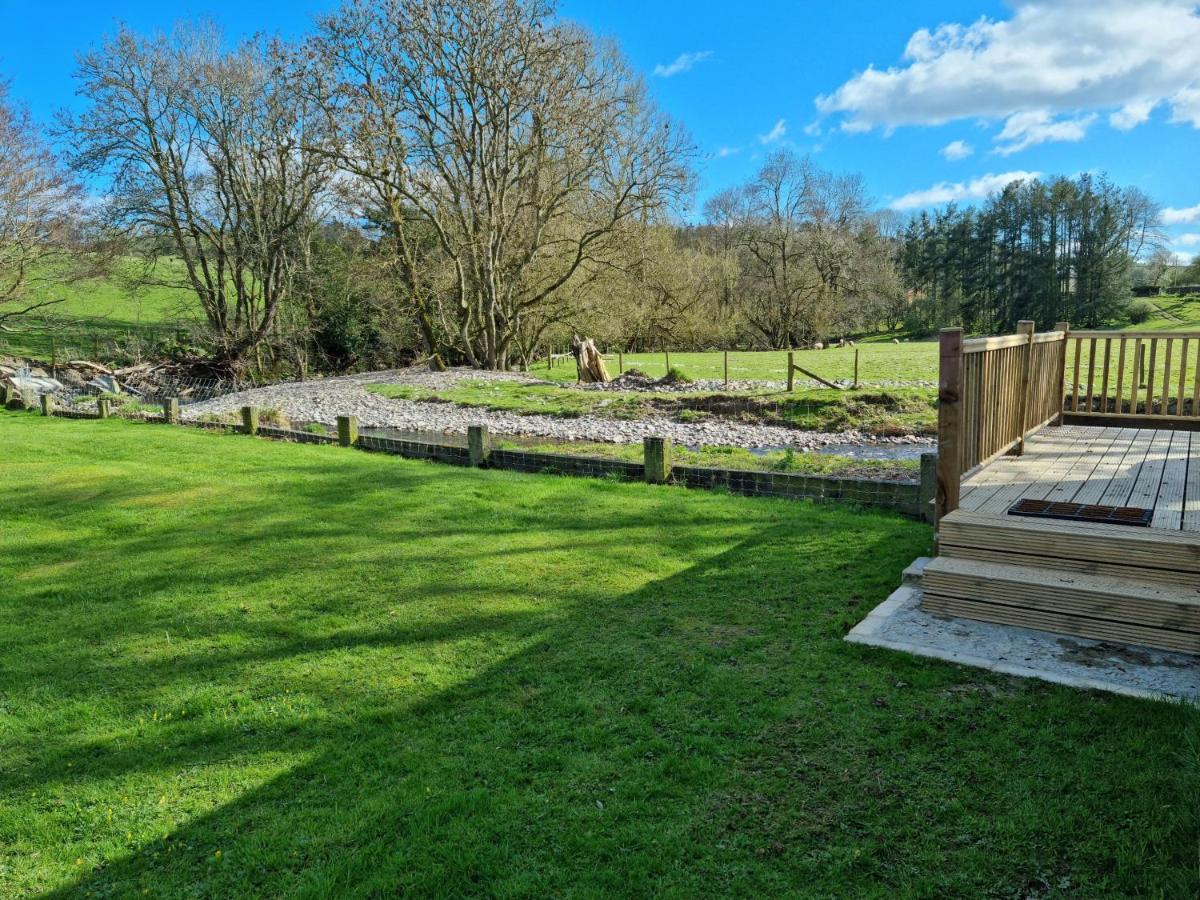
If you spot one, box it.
[2,419,1196,897]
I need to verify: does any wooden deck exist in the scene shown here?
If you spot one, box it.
[958,425,1200,533]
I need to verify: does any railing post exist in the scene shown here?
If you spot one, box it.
[643,436,673,484]
[935,328,964,526]
[163,397,180,424]
[467,424,489,467]
[1053,321,1069,424]
[241,406,259,435]
[337,415,359,447]
[1015,320,1035,455]
[786,351,794,392]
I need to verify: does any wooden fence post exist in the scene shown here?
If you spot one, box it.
[40,393,54,416]
[853,348,860,389]
[664,349,671,375]
[935,328,964,526]
[1053,321,1069,424]
[618,351,623,375]
[724,350,729,388]
[337,415,359,447]
[163,397,180,424]
[241,406,259,435]
[1015,320,1035,455]
[1,383,12,406]
[467,424,489,467]
[643,436,672,484]
[786,351,795,392]
[97,398,111,419]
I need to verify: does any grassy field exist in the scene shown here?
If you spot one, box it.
[0,258,195,361]
[1,412,1197,897]
[1132,294,1200,331]
[368,380,938,436]
[534,342,938,385]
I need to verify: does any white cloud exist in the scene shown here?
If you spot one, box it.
[759,119,787,144]
[816,1,1200,151]
[890,170,1042,211]
[715,146,740,158]
[653,50,713,79]
[1163,203,1200,224]
[1175,232,1200,246]
[994,110,1096,155]
[940,139,974,161]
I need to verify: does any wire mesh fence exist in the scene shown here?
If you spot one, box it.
[15,395,934,521]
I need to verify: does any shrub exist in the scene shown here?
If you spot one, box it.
[1127,299,1156,324]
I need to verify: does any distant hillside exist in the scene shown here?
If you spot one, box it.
[0,258,197,362]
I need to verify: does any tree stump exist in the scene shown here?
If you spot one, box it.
[571,336,610,383]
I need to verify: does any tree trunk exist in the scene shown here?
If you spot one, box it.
[571,336,611,383]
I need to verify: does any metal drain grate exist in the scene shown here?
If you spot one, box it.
[1007,498,1154,527]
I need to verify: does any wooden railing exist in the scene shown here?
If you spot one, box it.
[1063,331,1200,422]
[936,321,1068,522]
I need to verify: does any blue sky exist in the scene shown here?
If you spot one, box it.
[2,0,1199,258]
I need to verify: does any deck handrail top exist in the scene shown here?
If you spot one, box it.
[1068,329,1200,339]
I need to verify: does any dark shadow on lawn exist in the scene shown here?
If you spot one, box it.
[3,418,1195,897]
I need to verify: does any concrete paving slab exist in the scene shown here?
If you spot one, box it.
[847,559,1200,703]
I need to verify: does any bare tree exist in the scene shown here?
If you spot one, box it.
[705,150,886,347]
[0,83,83,327]
[63,23,336,370]
[314,0,693,369]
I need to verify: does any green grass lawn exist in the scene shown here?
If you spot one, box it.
[1128,294,1200,331]
[0,258,196,361]
[368,380,938,436]
[534,343,938,385]
[1,413,1197,897]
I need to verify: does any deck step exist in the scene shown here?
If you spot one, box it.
[921,557,1200,655]
[938,509,1200,587]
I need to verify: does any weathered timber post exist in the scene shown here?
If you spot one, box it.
[40,393,55,416]
[786,351,795,392]
[853,348,860,389]
[618,351,623,375]
[919,451,937,524]
[467,424,489,467]
[163,397,180,424]
[1015,320,1035,455]
[241,406,259,435]
[935,328,964,527]
[643,436,673,484]
[665,349,671,375]
[1,383,12,406]
[1053,321,1069,424]
[337,415,359,447]
[97,398,111,419]
[723,350,729,388]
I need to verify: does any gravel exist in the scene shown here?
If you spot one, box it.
[183,366,936,453]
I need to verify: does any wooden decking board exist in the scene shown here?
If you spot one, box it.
[1151,431,1190,530]
[959,429,1086,510]
[922,595,1200,655]
[1041,427,1124,503]
[969,428,1112,515]
[921,557,1200,628]
[1126,430,1174,512]
[1185,432,1200,532]
[938,510,1200,575]
[1096,429,1158,508]
[1072,428,1141,505]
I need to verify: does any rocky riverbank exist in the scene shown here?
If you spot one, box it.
[183,367,936,453]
